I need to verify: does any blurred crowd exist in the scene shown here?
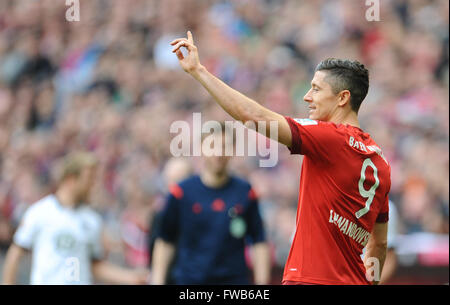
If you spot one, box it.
[0,0,448,278]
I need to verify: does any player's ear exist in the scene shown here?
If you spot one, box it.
[338,90,351,107]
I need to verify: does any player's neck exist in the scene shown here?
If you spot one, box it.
[200,171,230,189]
[330,110,360,129]
[55,187,77,209]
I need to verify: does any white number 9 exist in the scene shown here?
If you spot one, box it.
[355,158,379,219]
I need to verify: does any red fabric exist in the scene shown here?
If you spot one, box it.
[169,184,184,199]
[282,117,391,285]
[248,188,258,201]
[120,212,149,268]
[282,280,317,285]
[192,202,202,214]
[211,198,225,212]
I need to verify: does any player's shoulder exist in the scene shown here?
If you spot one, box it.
[18,194,58,225]
[166,175,198,200]
[291,118,339,130]
[28,194,58,213]
[362,135,390,166]
[291,118,321,126]
[77,206,103,227]
[345,128,390,163]
[291,118,348,139]
[177,175,201,189]
[229,175,252,190]
[230,176,258,201]
[177,174,252,190]
[77,205,102,219]
[294,117,336,125]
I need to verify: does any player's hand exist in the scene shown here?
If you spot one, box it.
[171,31,202,74]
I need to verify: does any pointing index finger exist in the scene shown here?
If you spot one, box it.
[187,31,194,44]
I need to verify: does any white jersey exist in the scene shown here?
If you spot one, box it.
[13,194,103,285]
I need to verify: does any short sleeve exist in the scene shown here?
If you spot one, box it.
[157,188,181,243]
[284,117,343,162]
[244,188,266,245]
[376,194,390,223]
[89,215,104,261]
[13,205,41,250]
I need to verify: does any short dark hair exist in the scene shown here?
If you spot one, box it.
[315,58,369,113]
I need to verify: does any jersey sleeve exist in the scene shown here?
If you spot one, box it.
[244,188,266,244]
[13,205,41,250]
[89,215,104,261]
[376,165,391,223]
[376,194,390,223]
[284,117,344,162]
[157,186,181,243]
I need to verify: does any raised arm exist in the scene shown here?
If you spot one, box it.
[171,31,292,148]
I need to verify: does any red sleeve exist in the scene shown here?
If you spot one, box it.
[284,116,344,162]
[377,166,391,223]
[376,195,390,223]
[169,184,184,199]
[285,116,302,154]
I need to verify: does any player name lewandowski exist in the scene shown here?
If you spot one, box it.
[171,31,391,285]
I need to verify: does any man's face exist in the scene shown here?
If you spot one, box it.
[204,154,230,175]
[202,134,232,175]
[303,71,340,121]
[75,166,97,204]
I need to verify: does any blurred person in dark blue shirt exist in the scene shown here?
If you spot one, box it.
[151,123,270,285]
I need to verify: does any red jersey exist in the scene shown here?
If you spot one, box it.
[283,117,391,285]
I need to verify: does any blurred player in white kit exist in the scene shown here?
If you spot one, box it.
[2,151,148,285]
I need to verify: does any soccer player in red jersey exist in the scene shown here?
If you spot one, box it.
[171,32,390,285]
